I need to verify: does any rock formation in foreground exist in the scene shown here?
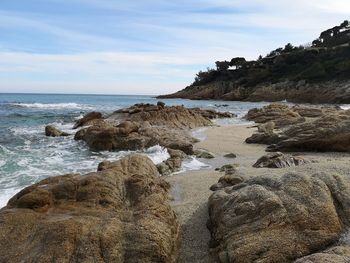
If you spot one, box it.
[208,172,350,263]
[245,103,350,152]
[0,155,180,263]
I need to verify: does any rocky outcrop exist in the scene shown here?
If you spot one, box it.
[157,80,350,104]
[45,125,69,137]
[110,103,231,129]
[208,172,350,263]
[74,103,231,153]
[0,155,180,263]
[267,112,350,152]
[246,103,305,128]
[246,104,350,152]
[75,121,197,154]
[73,111,103,129]
[253,152,307,168]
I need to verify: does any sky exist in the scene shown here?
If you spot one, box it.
[0,0,349,95]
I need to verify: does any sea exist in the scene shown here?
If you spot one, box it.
[1,93,348,209]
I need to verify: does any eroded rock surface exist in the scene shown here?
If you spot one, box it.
[73,111,103,129]
[208,172,350,263]
[0,155,180,263]
[246,104,350,152]
[253,152,307,168]
[74,103,231,153]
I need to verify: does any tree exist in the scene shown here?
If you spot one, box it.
[283,43,294,53]
[230,57,246,69]
[215,61,230,71]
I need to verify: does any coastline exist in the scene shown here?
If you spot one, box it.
[167,123,350,262]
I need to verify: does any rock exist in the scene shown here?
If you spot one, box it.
[73,111,103,129]
[253,152,307,168]
[167,148,187,159]
[194,149,215,159]
[208,172,350,263]
[246,103,305,128]
[157,157,183,176]
[246,104,350,153]
[223,153,237,158]
[217,164,238,175]
[245,131,282,145]
[257,121,275,133]
[157,149,187,176]
[190,108,235,119]
[210,174,244,191]
[0,155,180,263]
[157,101,166,109]
[111,104,216,129]
[295,245,350,263]
[45,125,69,137]
[267,112,350,152]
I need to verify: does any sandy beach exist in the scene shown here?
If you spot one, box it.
[166,124,350,262]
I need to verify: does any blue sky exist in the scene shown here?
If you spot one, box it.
[0,0,349,95]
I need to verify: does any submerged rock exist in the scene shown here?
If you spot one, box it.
[0,155,180,263]
[253,152,307,168]
[208,172,350,263]
[45,125,69,137]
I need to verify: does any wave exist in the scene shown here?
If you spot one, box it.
[7,102,92,110]
[341,105,350,110]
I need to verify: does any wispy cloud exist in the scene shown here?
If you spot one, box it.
[0,0,349,94]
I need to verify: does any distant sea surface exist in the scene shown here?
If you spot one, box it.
[0,93,271,207]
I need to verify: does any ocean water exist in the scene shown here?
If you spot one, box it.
[0,93,272,208]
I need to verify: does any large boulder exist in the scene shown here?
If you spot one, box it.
[45,125,69,137]
[267,112,350,152]
[0,155,180,263]
[253,152,307,168]
[208,172,350,263]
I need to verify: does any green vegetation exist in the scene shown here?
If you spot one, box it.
[191,21,350,87]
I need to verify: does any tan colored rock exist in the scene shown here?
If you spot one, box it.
[45,125,69,137]
[0,155,180,263]
[295,245,350,263]
[110,103,230,129]
[267,112,350,152]
[253,152,307,168]
[208,172,350,263]
[73,111,103,129]
[246,103,305,128]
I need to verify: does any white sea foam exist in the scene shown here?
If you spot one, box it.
[341,105,350,110]
[172,157,210,175]
[10,102,92,110]
[191,127,207,141]
[143,145,170,164]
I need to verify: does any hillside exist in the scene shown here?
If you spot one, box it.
[159,21,350,103]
